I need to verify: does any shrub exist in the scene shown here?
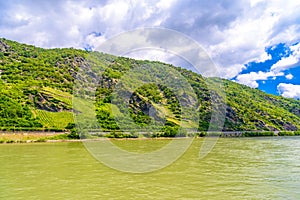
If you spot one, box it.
[35,138,47,142]
[196,132,206,137]
[243,131,274,137]
[47,134,69,140]
[106,132,138,138]
[278,131,295,136]
[67,129,80,139]
[65,122,76,130]
[294,131,300,136]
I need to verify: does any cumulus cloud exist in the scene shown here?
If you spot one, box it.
[235,71,284,88]
[203,0,300,78]
[0,0,174,48]
[271,43,300,72]
[0,0,99,48]
[0,0,300,79]
[277,83,300,99]
[236,42,300,88]
[285,74,294,80]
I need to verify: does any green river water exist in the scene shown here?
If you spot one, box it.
[1,137,300,199]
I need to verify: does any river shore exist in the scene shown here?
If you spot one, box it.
[1,130,300,144]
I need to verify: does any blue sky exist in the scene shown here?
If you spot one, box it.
[0,0,300,99]
[234,42,300,98]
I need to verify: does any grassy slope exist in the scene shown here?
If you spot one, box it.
[0,38,299,132]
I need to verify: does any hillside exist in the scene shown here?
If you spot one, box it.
[0,38,299,133]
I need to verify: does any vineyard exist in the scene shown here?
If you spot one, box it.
[35,109,74,129]
[42,87,72,106]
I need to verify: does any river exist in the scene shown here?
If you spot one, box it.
[1,137,300,199]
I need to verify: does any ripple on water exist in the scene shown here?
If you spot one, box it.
[0,138,300,199]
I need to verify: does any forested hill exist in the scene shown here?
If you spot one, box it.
[0,38,299,132]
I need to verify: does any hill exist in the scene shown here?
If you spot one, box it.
[0,38,299,134]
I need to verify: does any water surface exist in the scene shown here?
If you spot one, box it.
[1,137,300,199]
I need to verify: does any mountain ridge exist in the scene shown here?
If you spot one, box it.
[0,38,299,133]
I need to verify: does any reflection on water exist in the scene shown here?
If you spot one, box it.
[1,137,300,199]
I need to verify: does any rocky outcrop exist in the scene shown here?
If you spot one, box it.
[33,92,71,112]
[0,39,10,52]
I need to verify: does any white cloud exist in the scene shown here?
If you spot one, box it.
[125,49,176,64]
[0,0,300,80]
[236,71,284,88]
[250,0,265,7]
[160,0,300,78]
[285,74,293,80]
[277,83,300,99]
[156,0,177,10]
[235,40,300,88]
[0,0,99,48]
[271,43,300,72]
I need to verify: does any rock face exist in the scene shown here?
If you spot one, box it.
[283,122,298,131]
[0,39,10,52]
[33,92,70,112]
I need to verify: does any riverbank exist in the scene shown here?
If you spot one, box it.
[1,130,300,144]
[0,131,75,144]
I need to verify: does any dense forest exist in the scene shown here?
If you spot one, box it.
[0,38,299,136]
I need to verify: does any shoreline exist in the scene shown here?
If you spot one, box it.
[1,132,300,144]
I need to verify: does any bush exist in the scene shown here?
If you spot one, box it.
[278,131,295,136]
[294,131,300,136]
[160,125,180,137]
[196,132,206,137]
[106,132,138,138]
[35,138,47,142]
[242,131,274,137]
[48,128,64,132]
[65,122,76,130]
[47,134,69,140]
[67,129,80,139]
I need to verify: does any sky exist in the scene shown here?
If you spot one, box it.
[0,0,300,99]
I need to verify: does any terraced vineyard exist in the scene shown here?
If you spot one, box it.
[35,110,74,130]
[41,87,72,106]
